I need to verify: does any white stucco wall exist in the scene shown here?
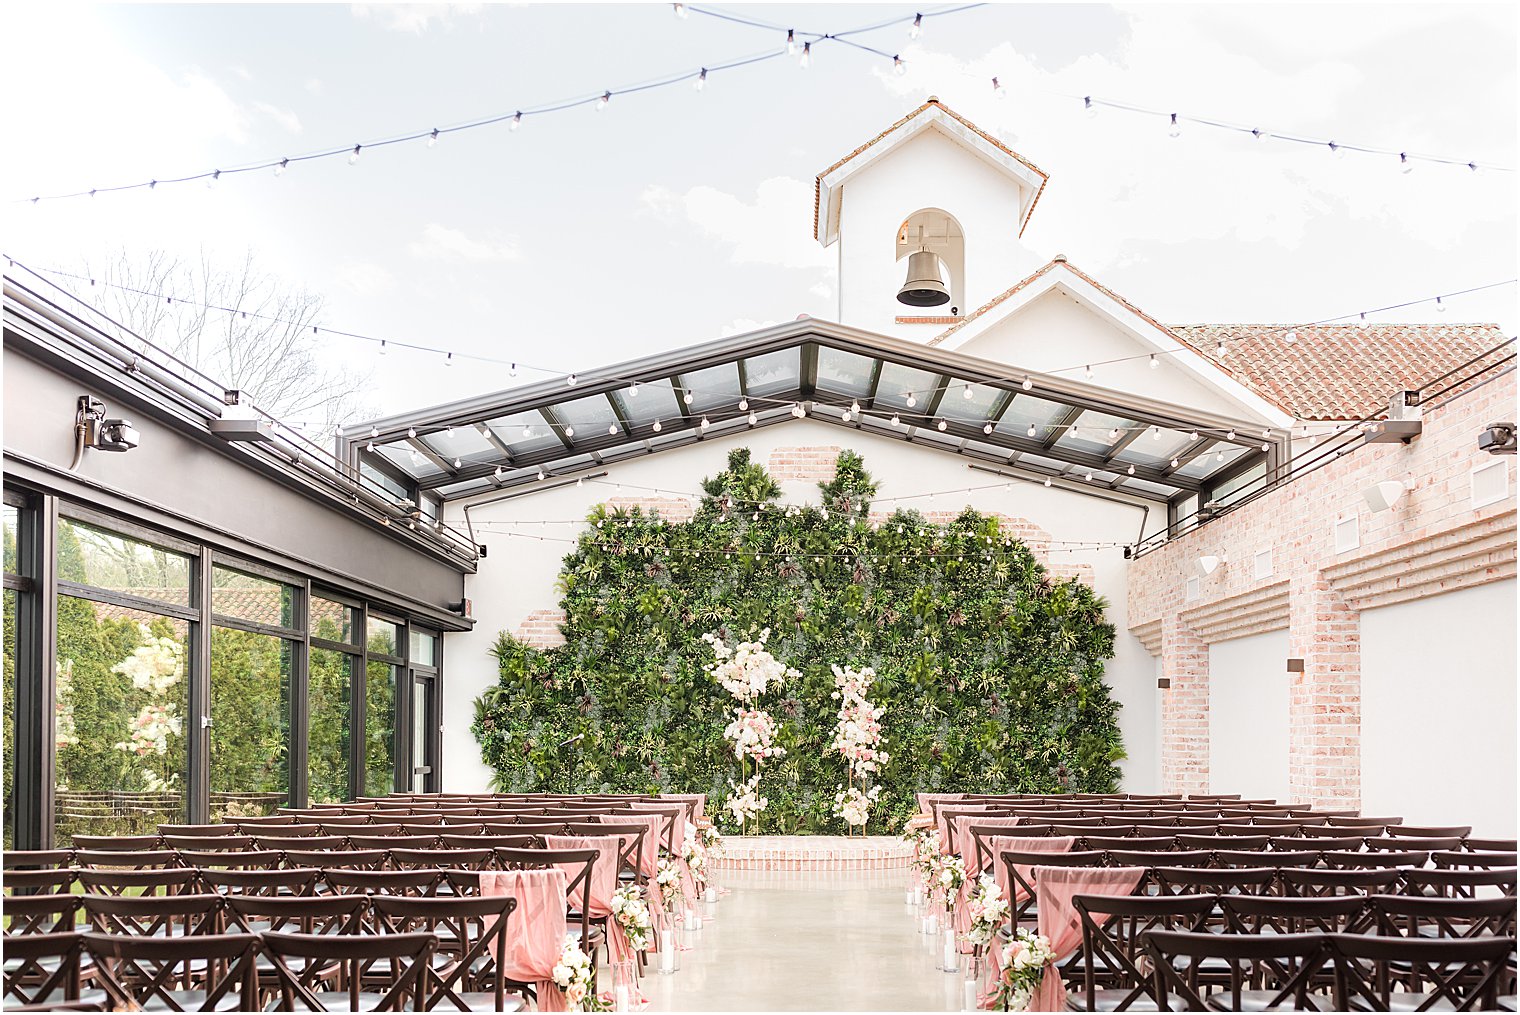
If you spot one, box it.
[835,128,1045,338]
[956,289,1272,424]
[1207,630,1291,800]
[1360,579,1517,835]
[441,419,1161,794]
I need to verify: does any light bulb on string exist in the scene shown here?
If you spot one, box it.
[748,410,758,426]
[699,416,710,431]
[1357,313,1369,329]
[1435,297,1446,313]
[596,91,611,112]
[510,112,522,131]
[962,386,974,400]
[1399,152,1414,174]
[1021,377,1033,391]
[407,427,417,439]
[207,170,220,189]
[1168,113,1181,138]
[890,413,900,427]
[653,420,663,432]
[936,419,947,431]
[567,373,578,386]
[348,145,362,165]
[909,12,922,38]
[1043,477,1052,488]
[695,68,707,92]
[452,457,462,469]
[445,352,454,367]
[427,129,439,148]
[737,396,747,411]
[1127,465,1136,475]
[1252,128,1269,143]
[1216,340,1226,355]
[992,76,1006,99]
[851,400,861,414]
[893,55,905,76]
[983,422,994,435]
[800,41,811,69]
[683,390,693,405]
[786,29,796,56]
[840,407,851,421]
[379,341,387,355]
[905,393,917,407]
[274,158,289,176]
[1084,365,1094,379]
[1170,458,1179,469]
[522,425,534,438]
[1149,354,1159,369]
[1329,141,1344,159]
[564,426,575,437]
[672,2,687,17]
[1026,423,1036,438]
[1284,330,1297,344]
[1084,96,1098,119]
[608,423,618,436]
[508,362,518,376]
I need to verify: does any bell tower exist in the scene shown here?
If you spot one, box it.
[814,97,1048,339]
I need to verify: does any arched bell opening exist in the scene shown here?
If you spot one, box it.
[895,209,965,313]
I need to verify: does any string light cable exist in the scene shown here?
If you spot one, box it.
[10,255,1510,453]
[9,6,986,206]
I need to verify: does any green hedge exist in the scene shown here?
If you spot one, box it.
[472,449,1125,833]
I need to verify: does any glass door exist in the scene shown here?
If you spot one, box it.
[409,672,437,792]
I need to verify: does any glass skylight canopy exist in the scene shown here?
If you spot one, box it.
[343,320,1285,510]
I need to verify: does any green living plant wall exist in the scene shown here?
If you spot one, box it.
[472,449,1125,834]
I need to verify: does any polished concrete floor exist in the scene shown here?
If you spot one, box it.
[638,871,962,1011]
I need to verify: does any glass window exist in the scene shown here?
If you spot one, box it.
[1052,410,1137,455]
[486,412,564,458]
[1214,461,1268,505]
[372,441,444,480]
[677,364,741,413]
[3,503,17,573]
[57,517,192,607]
[311,596,359,646]
[409,630,437,668]
[368,618,402,658]
[54,599,189,843]
[609,380,681,429]
[552,394,623,438]
[3,586,16,849]
[209,627,291,819]
[360,461,411,504]
[212,565,296,628]
[814,348,877,397]
[741,350,800,397]
[411,680,431,792]
[365,660,397,795]
[419,425,498,466]
[995,395,1071,439]
[308,647,354,804]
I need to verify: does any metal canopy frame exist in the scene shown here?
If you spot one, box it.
[343,319,1286,511]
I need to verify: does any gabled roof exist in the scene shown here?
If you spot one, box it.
[814,98,1049,246]
[345,317,1283,508]
[936,259,1511,421]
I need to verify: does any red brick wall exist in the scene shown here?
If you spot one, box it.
[767,446,843,483]
[605,495,695,523]
[1129,374,1516,805]
[514,608,567,649]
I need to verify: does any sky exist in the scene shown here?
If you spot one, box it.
[3,2,1515,429]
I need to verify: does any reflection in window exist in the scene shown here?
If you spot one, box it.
[212,565,295,628]
[365,660,397,796]
[368,618,401,659]
[54,599,188,842]
[209,627,291,819]
[309,647,353,804]
[3,587,16,849]
[57,517,191,606]
[410,630,436,667]
[311,597,359,646]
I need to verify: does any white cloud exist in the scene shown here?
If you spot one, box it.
[252,102,302,134]
[337,261,395,295]
[350,3,483,33]
[641,177,833,270]
[719,318,777,338]
[409,222,521,262]
[304,78,325,95]
[809,281,833,300]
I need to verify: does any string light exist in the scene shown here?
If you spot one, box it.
[509,112,522,131]
[799,41,811,69]
[630,382,640,397]
[596,91,611,112]
[348,145,362,165]
[672,3,687,17]
[785,29,796,56]
[992,76,1006,99]
[695,68,707,91]
[893,55,906,76]
[737,396,747,410]
[274,158,289,176]
[1168,113,1181,139]
[427,129,440,148]
[564,425,576,437]
[905,393,917,407]
[1149,355,1159,369]
[936,419,947,431]
[653,420,663,432]
[909,13,922,38]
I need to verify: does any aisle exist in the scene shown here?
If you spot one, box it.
[639,871,959,1011]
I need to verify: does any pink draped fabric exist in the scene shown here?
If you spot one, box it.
[660,793,705,821]
[544,834,641,966]
[917,791,965,815]
[627,804,684,853]
[951,816,1019,955]
[937,804,994,853]
[479,869,571,1012]
[1027,865,1145,1012]
[979,836,1075,1009]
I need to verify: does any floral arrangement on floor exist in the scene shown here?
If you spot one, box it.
[655,856,685,911]
[551,940,605,1011]
[937,855,967,914]
[903,821,939,889]
[992,929,1056,1012]
[832,785,882,827]
[699,825,724,858]
[681,830,708,891]
[963,874,1009,948]
[609,883,654,951]
[723,774,767,826]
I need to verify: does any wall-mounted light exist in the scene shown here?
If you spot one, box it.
[1361,479,1405,513]
[71,395,138,470]
[1194,554,1225,577]
[1478,422,1516,455]
[208,389,275,442]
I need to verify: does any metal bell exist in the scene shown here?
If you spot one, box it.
[896,249,949,307]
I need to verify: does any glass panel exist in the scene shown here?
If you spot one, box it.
[360,460,411,503]
[1052,410,1137,455]
[1112,427,1196,467]
[311,596,358,646]
[1215,461,1267,505]
[373,441,444,480]
[409,630,437,667]
[411,680,430,792]
[57,517,192,607]
[677,364,741,413]
[308,647,354,804]
[552,394,623,439]
[741,350,800,397]
[365,661,397,795]
[3,587,15,849]
[419,425,498,466]
[486,411,564,457]
[1117,477,1179,497]
[209,627,291,820]
[814,347,876,397]
[3,503,18,574]
[873,362,940,411]
[609,380,681,428]
[948,380,1004,420]
[212,565,296,628]
[368,618,402,658]
[1176,443,1249,479]
[54,599,189,842]
[420,495,440,523]
[995,395,1071,438]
